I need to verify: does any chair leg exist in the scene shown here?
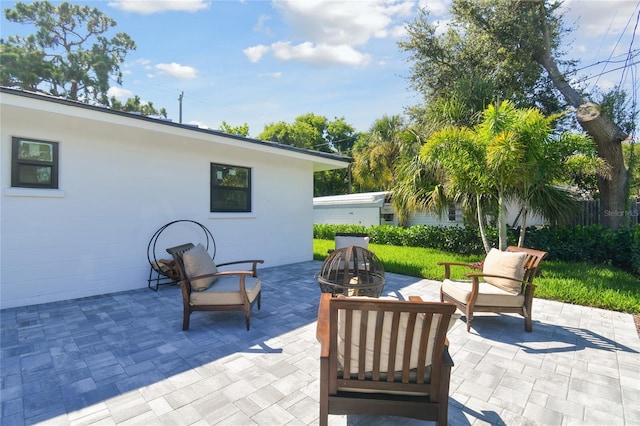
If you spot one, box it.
[437,401,448,426]
[438,364,452,425]
[319,359,329,426]
[523,306,532,332]
[465,308,473,332]
[182,310,190,331]
[245,316,251,331]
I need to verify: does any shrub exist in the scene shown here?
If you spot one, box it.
[313,223,640,276]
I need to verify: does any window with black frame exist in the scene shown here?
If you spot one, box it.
[11,137,59,189]
[210,163,251,212]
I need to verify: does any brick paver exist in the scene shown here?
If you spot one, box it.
[1,261,638,425]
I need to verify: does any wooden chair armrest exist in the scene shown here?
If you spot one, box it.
[438,261,482,279]
[442,343,454,368]
[464,272,530,288]
[317,293,332,357]
[437,261,474,268]
[184,270,255,282]
[216,260,264,276]
[216,259,264,267]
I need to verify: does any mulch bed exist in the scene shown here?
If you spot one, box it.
[635,314,640,338]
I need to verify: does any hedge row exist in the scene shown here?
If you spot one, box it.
[313,223,640,276]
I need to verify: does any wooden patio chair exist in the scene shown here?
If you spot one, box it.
[166,243,264,331]
[316,293,457,426]
[439,246,548,332]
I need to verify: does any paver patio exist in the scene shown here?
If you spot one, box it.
[1,260,638,425]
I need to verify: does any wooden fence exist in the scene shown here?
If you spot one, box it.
[563,199,640,226]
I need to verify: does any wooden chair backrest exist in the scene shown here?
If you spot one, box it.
[166,243,195,282]
[327,297,456,396]
[505,246,548,285]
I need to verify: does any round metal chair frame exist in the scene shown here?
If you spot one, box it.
[146,219,216,290]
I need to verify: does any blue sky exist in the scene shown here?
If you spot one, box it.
[1,0,639,137]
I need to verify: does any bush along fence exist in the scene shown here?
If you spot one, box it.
[313,223,640,277]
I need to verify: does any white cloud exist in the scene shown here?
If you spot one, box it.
[390,24,408,38]
[246,0,412,67]
[155,62,197,79]
[259,72,282,78]
[136,59,153,69]
[432,18,452,37]
[274,0,413,46]
[254,14,272,35]
[186,120,213,129]
[561,0,639,38]
[596,79,617,91]
[108,0,210,14]
[418,0,449,16]
[271,41,371,66]
[243,45,270,63]
[107,86,132,99]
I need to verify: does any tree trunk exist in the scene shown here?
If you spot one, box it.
[477,195,492,254]
[576,104,630,228]
[518,207,528,247]
[534,1,630,230]
[497,191,508,250]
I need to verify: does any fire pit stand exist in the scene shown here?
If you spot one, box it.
[317,245,385,297]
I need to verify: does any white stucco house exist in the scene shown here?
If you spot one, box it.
[313,191,544,228]
[313,191,464,227]
[0,87,350,309]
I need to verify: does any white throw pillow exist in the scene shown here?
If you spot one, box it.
[182,243,218,291]
[482,248,527,294]
[335,235,370,250]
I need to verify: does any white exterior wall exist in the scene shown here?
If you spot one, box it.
[313,206,381,227]
[505,201,546,227]
[1,92,345,309]
[313,192,464,228]
[406,212,461,227]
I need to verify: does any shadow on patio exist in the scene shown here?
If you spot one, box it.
[1,261,638,425]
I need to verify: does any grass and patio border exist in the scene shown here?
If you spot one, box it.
[312,239,640,317]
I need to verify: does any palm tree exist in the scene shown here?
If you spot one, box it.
[421,101,579,251]
[351,115,418,193]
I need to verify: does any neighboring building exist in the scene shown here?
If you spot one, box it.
[313,191,545,228]
[313,191,464,227]
[1,88,349,309]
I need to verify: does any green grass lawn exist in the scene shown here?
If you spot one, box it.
[313,239,640,314]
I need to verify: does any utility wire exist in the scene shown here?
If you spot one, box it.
[591,1,639,90]
[619,5,640,89]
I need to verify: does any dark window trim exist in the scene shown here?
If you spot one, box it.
[11,137,59,189]
[210,163,252,213]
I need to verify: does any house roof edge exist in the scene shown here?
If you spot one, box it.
[0,87,352,164]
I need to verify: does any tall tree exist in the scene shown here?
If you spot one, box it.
[219,121,250,137]
[110,95,167,118]
[258,113,358,196]
[2,1,135,105]
[400,0,631,229]
[259,114,324,150]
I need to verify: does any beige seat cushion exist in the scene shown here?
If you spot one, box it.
[183,243,218,291]
[190,276,261,306]
[442,279,525,307]
[482,248,527,294]
[337,297,458,375]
